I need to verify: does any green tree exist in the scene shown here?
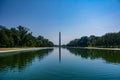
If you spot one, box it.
[11,28,20,47]
[0,26,13,47]
[0,25,54,47]
[17,25,29,47]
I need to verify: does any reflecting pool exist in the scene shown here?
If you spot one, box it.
[0,48,120,80]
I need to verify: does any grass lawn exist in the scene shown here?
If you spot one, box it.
[0,48,37,51]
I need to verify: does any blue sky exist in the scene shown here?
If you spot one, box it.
[0,0,120,44]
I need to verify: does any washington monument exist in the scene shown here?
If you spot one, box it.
[59,32,61,47]
[59,32,61,62]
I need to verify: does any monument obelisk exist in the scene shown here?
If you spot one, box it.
[59,32,61,47]
[59,32,61,62]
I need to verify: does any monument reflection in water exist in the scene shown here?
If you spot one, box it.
[59,47,61,62]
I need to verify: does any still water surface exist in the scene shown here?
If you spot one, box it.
[0,48,120,80]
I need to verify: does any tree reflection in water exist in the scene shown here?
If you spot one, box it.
[0,49,53,71]
[67,48,120,64]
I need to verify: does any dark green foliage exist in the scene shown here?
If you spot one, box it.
[0,26,14,47]
[67,36,89,47]
[78,36,89,47]
[67,32,120,48]
[36,36,54,47]
[0,25,54,47]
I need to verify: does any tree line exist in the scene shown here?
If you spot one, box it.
[0,25,54,47]
[67,31,120,48]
